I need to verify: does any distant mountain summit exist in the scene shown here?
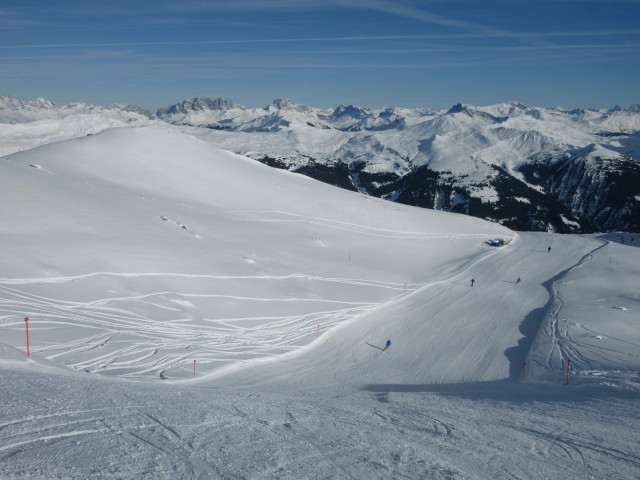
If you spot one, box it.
[156,97,242,116]
[268,98,316,114]
[0,95,55,111]
[0,95,153,123]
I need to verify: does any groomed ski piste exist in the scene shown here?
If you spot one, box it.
[1,124,639,479]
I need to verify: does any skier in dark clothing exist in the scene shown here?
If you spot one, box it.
[547,246,551,253]
[470,278,475,287]
[516,277,521,284]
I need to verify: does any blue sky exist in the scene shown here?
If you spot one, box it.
[1,0,639,111]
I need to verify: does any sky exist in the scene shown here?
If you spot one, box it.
[1,0,639,112]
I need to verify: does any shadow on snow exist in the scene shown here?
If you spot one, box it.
[503,242,610,381]
[360,378,638,404]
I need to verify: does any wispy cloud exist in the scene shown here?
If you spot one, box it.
[332,0,485,30]
[0,0,331,21]
[2,29,639,50]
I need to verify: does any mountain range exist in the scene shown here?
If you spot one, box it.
[2,94,640,233]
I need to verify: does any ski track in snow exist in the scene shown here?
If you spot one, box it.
[542,247,604,372]
[0,271,417,289]
[0,271,412,379]
[537,239,640,379]
[3,373,638,479]
[234,210,500,240]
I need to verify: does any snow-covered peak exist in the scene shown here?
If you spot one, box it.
[0,95,55,111]
[156,97,243,116]
[268,98,316,114]
[0,95,154,125]
[331,104,371,119]
[0,95,58,122]
[28,97,56,109]
[105,102,154,117]
[327,104,410,131]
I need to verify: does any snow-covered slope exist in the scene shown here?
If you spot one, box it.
[0,124,509,379]
[209,231,640,389]
[1,122,638,386]
[1,124,639,479]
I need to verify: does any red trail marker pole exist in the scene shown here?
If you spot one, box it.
[24,316,30,358]
[193,360,196,378]
[565,359,571,385]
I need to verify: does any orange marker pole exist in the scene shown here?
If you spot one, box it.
[24,316,30,358]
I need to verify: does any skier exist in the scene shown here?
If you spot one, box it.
[547,246,551,253]
[516,277,521,284]
[470,278,475,287]
[383,339,391,351]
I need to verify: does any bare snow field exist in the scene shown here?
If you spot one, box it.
[1,124,639,479]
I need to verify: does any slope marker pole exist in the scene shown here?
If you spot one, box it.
[565,359,571,385]
[523,361,527,380]
[193,359,196,378]
[24,316,30,358]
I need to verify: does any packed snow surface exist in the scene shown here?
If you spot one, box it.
[1,124,638,479]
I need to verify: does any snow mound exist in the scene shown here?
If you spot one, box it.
[0,124,512,381]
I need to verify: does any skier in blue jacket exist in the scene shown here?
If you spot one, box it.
[383,339,391,351]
